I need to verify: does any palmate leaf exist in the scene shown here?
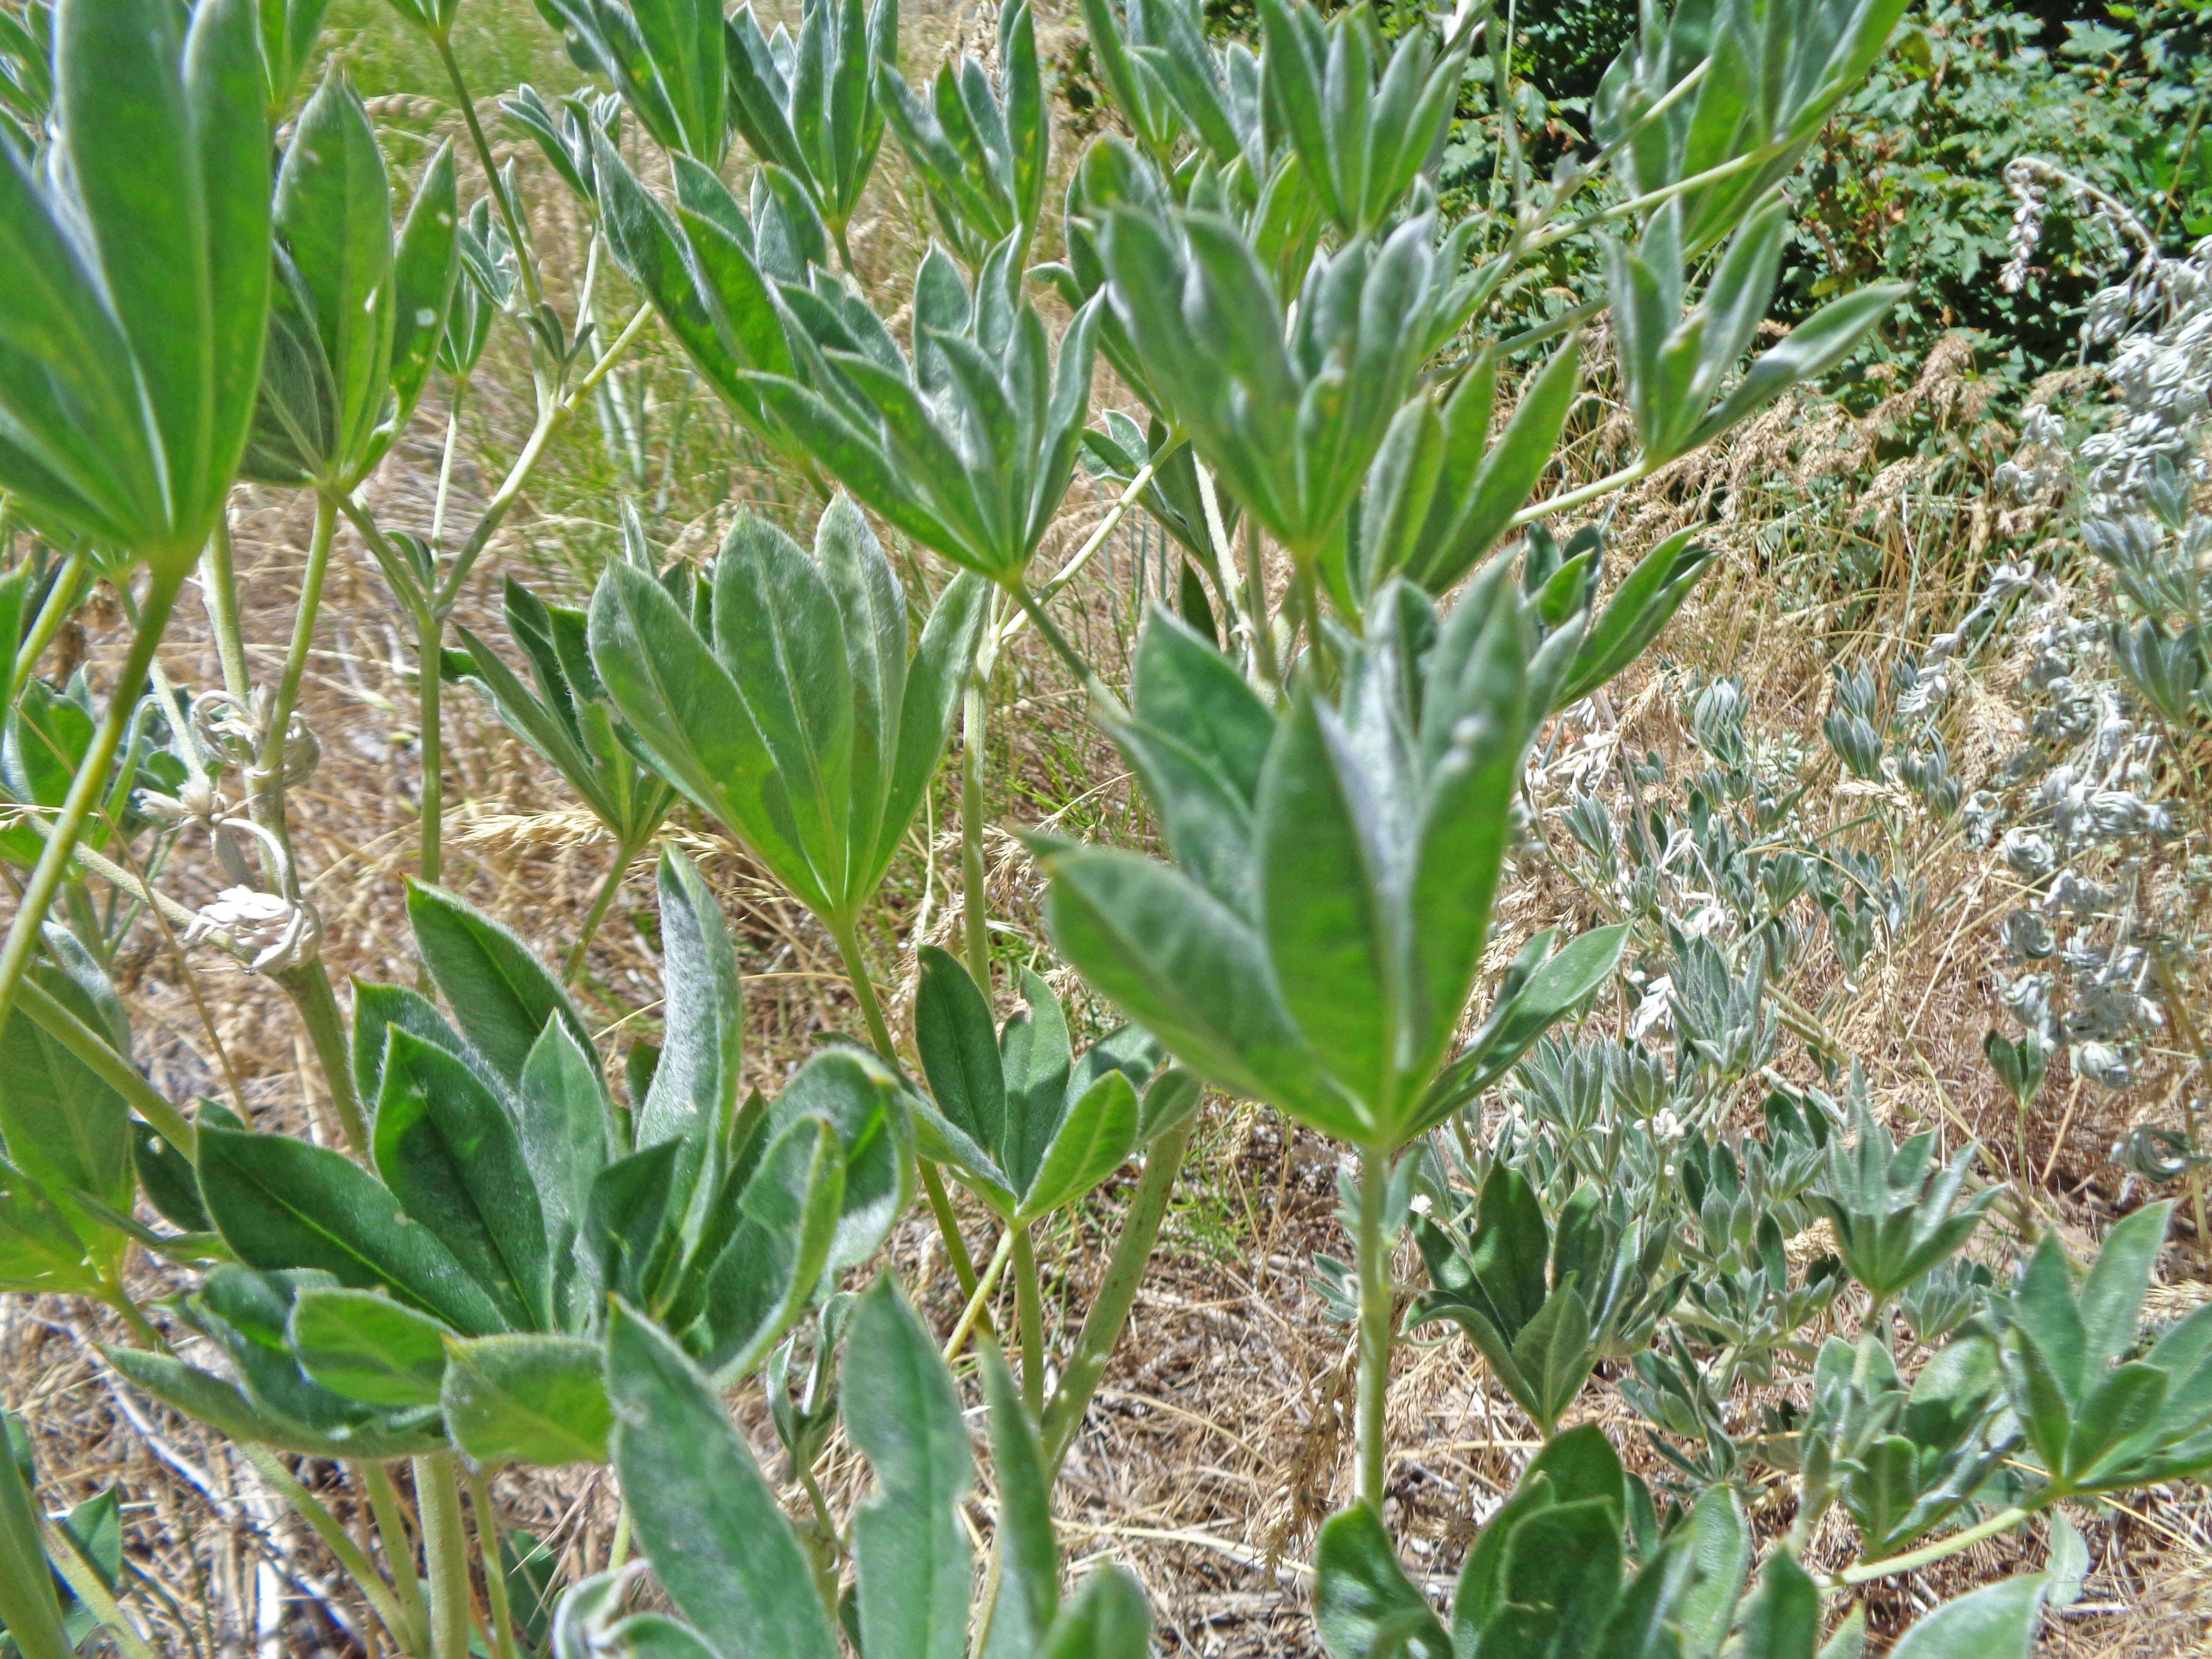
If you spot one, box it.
[535,0,727,162]
[1043,574,1574,1152]
[880,0,1045,264]
[568,1274,1155,1659]
[592,496,984,930]
[0,0,268,566]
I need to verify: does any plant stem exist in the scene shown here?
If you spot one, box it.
[8,550,89,703]
[1042,1117,1195,1475]
[199,518,251,701]
[1012,1220,1045,1421]
[431,378,468,552]
[360,1461,430,1657]
[433,304,656,614]
[97,1282,161,1349]
[1821,1504,2039,1590]
[0,563,184,1036]
[1005,580,1127,721]
[468,1468,520,1659]
[919,1160,984,1304]
[37,1518,156,1659]
[1000,459,1159,636]
[942,1226,1017,1362]
[828,918,900,1064]
[259,494,337,815]
[827,916,989,1306]
[415,605,445,884]
[245,1447,415,1656]
[1509,458,1653,529]
[415,1453,471,1659]
[960,675,993,991]
[277,960,371,1156]
[562,832,641,983]
[431,33,541,309]
[17,974,195,1155]
[1353,1140,1395,1513]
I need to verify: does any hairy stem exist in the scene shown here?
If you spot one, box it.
[960,676,992,991]
[942,1226,1017,1362]
[260,494,338,818]
[468,1468,521,1659]
[920,1160,984,1305]
[1822,1504,2040,1590]
[1005,580,1126,720]
[360,1461,430,1656]
[245,1447,415,1656]
[1042,1117,1195,1475]
[431,33,541,308]
[562,832,641,983]
[37,1518,155,1659]
[1012,1220,1045,1421]
[1354,1140,1395,1513]
[199,518,251,702]
[415,605,445,885]
[9,550,89,703]
[435,304,655,613]
[0,563,184,1036]
[828,918,900,1065]
[276,960,371,1157]
[415,1453,472,1659]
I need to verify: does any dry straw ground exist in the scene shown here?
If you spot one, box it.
[3,0,2209,1653]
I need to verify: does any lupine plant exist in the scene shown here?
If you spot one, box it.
[2,0,2208,1656]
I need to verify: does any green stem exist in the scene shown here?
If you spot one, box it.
[18,974,194,1155]
[415,605,445,885]
[829,917,988,1308]
[1005,580,1127,720]
[260,494,337,813]
[433,304,655,614]
[0,563,184,1036]
[1041,1117,1195,1476]
[37,1519,155,1659]
[431,33,542,309]
[97,1282,160,1349]
[199,518,250,701]
[8,551,89,703]
[960,677,992,991]
[245,1447,416,1656]
[1353,1141,1394,1513]
[415,1453,471,1659]
[1821,1504,2040,1590]
[562,832,641,984]
[829,918,900,1065]
[468,1468,520,1659]
[1509,458,1653,529]
[1240,517,1276,693]
[942,1225,1016,1362]
[276,959,371,1158]
[920,1159,984,1304]
[1012,1220,1045,1421]
[0,1410,72,1659]
[360,1461,430,1657]
[431,378,468,552]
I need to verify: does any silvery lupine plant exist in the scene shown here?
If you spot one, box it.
[0,0,2202,1656]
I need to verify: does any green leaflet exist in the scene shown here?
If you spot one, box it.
[441,1334,613,1466]
[843,1279,972,1659]
[0,0,268,566]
